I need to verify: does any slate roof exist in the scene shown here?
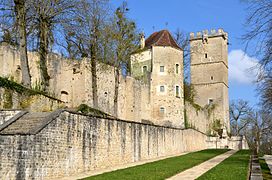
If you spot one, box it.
[145,30,181,50]
[0,111,60,135]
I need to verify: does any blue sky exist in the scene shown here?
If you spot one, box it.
[112,0,260,107]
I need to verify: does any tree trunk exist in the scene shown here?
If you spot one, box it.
[90,43,98,108]
[14,0,31,87]
[236,120,239,136]
[38,19,50,91]
[113,67,119,117]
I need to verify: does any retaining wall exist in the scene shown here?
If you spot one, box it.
[0,110,207,179]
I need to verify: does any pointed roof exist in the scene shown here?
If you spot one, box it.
[145,30,181,50]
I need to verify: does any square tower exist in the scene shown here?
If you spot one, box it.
[190,29,230,131]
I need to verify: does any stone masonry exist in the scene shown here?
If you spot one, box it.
[190,29,230,131]
[0,110,207,179]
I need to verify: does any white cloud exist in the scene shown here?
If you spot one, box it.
[228,49,259,84]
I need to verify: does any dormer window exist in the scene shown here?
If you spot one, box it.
[160,66,164,72]
[211,76,214,80]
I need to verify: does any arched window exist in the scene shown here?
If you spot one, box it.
[61,91,69,103]
[142,65,147,73]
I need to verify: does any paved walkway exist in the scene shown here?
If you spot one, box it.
[167,150,237,180]
[264,155,272,174]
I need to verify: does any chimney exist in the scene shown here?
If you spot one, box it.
[140,32,145,49]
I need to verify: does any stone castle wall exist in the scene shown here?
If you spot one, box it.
[0,110,207,180]
[185,101,209,133]
[0,44,152,124]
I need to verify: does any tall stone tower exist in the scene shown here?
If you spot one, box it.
[131,30,184,128]
[190,29,230,131]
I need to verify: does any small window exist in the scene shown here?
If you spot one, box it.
[176,86,180,97]
[160,85,165,92]
[175,64,179,74]
[160,107,165,114]
[143,65,147,73]
[160,66,164,72]
[211,76,214,80]
[205,53,208,58]
[208,99,214,105]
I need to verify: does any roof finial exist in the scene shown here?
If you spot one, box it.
[140,32,145,49]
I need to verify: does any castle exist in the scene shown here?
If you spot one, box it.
[0,28,229,132]
[0,28,248,179]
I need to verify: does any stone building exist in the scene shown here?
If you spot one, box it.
[0,28,249,180]
[0,28,231,132]
[131,30,184,127]
[190,29,230,131]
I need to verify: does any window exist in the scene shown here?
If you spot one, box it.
[142,65,147,73]
[160,85,165,92]
[160,107,165,114]
[208,99,214,105]
[211,76,214,80]
[205,53,208,58]
[176,86,180,97]
[160,66,164,72]
[175,64,179,74]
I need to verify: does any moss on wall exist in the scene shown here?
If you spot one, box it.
[0,76,58,100]
[3,89,13,109]
[77,104,111,118]
[0,77,63,110]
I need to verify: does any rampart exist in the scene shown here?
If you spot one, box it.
[0,110,207,179]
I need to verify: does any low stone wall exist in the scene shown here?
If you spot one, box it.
[206,136,249,150]
[0,109,21,125]
[0,110,207,180]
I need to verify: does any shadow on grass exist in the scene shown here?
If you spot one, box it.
[197,150,250,180]
[259,158,272,180]
[82,149,229,180]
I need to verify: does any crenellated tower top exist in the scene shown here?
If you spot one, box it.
[189,28,228,41]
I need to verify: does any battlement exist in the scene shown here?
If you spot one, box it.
[190,29,228,40]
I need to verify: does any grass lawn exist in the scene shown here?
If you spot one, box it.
[197,150,250,180]
[83,149,229,180]
[259,158,272,180]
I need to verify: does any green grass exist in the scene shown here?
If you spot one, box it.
[83,149,229,180]
[259,158,272,180]
[197,150,250,180]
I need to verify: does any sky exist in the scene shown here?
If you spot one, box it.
[112,0,260,107]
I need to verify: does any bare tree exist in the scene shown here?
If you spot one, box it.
[28,0,77,91]
[111,2,138,116]
[243,0,272,112]
[229,99,251,136]
[173,29,190,80]
[245,110,272,154]
[0,0,31,87]
[61,0,110,108]
[14,0,31,87]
